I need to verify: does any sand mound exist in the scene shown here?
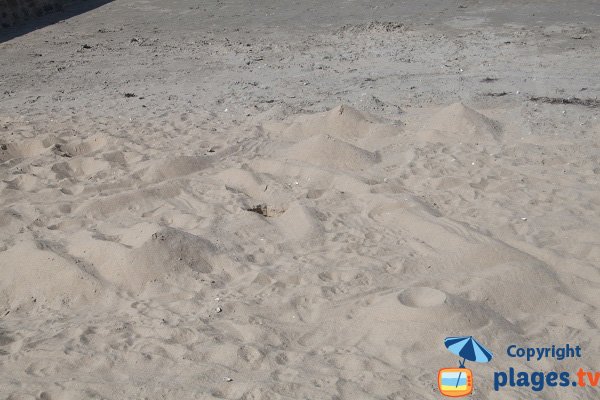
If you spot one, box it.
[120,228,215,285]
[56,135,107,157]
[137,156,211,183]
[51,158,111,179]
[86,228,232,293]
[272,201,324,241]
[0,240,103,311]
[0,135,110,185]
[279,105,399,143]
[76,182,182,218]
[419,102,501,143]
[339,288,521,368]
[0,138,50,161]
[215,167,291,208]
[249,158,373,195]
[364,288,517,334]
[281,134,379,170]
[216,168,266,199]
[368,201,491,254]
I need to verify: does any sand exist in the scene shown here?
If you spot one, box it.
[1,1,600,399]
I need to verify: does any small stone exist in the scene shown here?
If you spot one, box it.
[224,377,233,382]
[216,307,222,313]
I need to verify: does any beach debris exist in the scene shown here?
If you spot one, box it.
[529,96,600,108]
[245,204,285,217]
[53,143,73,158]
[337,21,405,35]
[246,204,269,216]
[484,92,508,97]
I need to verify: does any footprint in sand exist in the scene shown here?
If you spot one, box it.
[397,287,447,308]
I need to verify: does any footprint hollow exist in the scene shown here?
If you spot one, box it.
[398,287,447,308]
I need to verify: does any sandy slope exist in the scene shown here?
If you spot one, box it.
[1,1,600,399]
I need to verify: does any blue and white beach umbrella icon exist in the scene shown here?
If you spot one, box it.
[444,336,493,388]
[445,336,493,367]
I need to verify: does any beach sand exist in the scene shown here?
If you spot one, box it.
[1,1,599,399]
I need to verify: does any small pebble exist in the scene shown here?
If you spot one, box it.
[224,377,233,382]
[521,217,528,221]
[216,307,222,313]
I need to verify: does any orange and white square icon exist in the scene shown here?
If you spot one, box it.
[438,368,473,397]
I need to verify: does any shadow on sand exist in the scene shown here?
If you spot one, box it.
[1,0,113,43]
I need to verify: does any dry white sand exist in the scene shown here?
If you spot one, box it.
[1,1,600,399]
